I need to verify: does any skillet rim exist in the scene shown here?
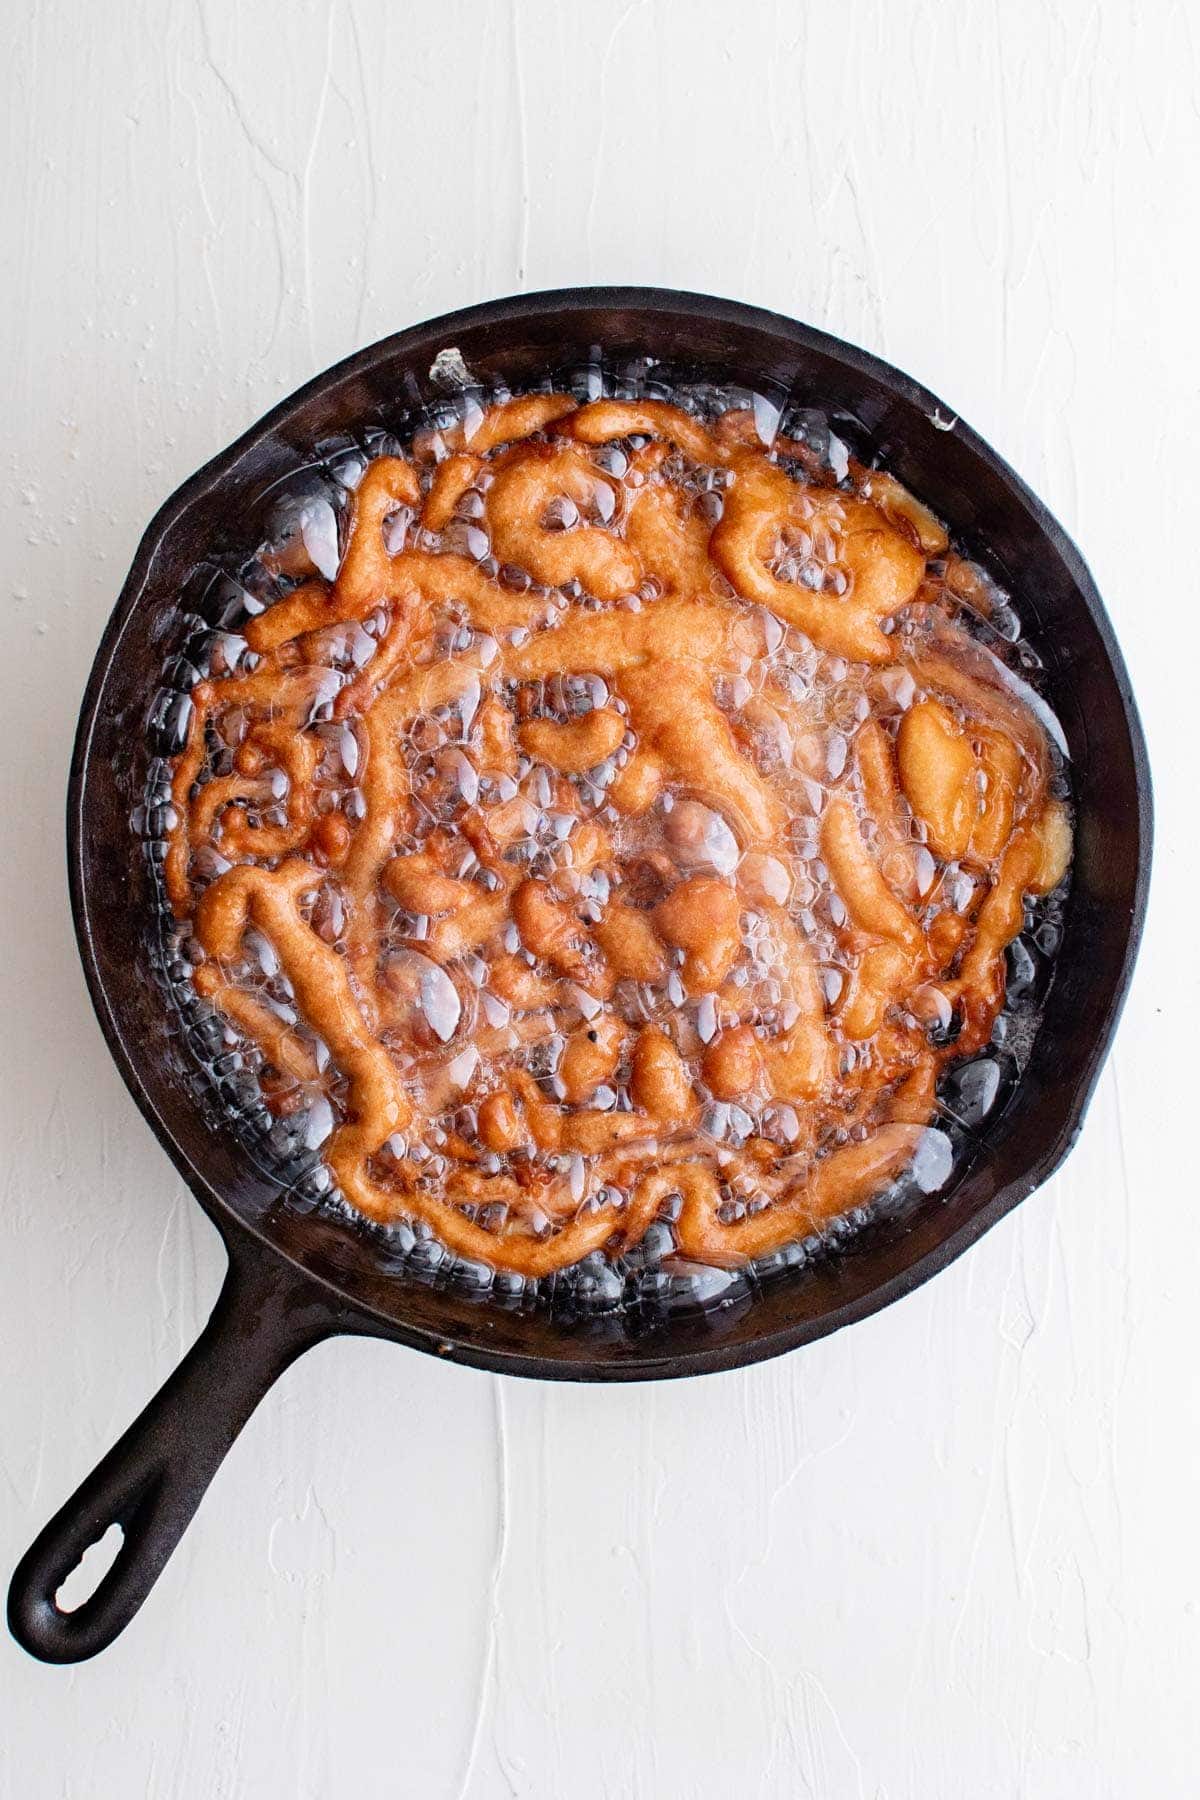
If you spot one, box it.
[66,284,1154,1381]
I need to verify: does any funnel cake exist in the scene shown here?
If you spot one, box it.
[160,390,1071,1280]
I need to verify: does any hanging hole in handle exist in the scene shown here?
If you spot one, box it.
[54,1522,125,1613]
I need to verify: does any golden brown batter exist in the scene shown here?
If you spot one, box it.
[162,392,1071,1276]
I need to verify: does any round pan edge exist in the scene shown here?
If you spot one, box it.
[65,286,1154,1383]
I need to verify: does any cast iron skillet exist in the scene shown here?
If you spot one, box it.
[8,288,1151,1664]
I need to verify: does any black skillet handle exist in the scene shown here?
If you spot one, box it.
[7,1237,337,1663]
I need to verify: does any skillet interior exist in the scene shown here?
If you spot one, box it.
[70,287,1151,1381]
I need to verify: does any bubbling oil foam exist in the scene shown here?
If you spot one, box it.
[136,363,1072,1319]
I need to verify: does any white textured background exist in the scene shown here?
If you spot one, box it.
[2,2,1195,1795]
